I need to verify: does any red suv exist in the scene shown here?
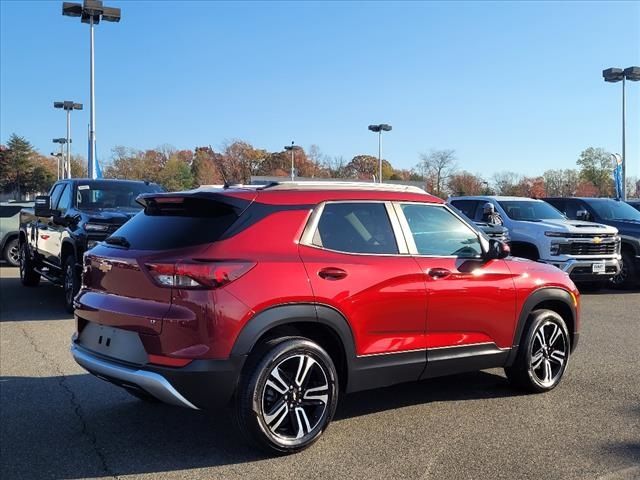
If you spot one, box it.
[71,182,579,453]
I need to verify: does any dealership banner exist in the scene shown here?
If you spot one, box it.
[612,154,623,199]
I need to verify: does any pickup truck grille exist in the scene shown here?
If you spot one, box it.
[558,242,618,256]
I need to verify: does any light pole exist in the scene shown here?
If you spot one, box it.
[284,142,301,181]
[53,138,71,178]
[368,124,392,183]
[54,101,82,178]
[63,1,121,179]
[603,66,640,201]
[50,151,64,180]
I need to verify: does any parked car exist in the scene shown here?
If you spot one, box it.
[544,197,640,288]
[449,205,511,244]
[0,201,34,266]
[626,199,640,212]
[19,178,163,311]
[72,182,580,454]
[448,196,620,285]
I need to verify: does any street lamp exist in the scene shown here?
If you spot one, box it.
[284,142,302,181]
[54,101,82,179]
[63,1,121,179]
[53,136,73,179]
[368,124,392,183]
[603,66,640,200]
[50,150,64,180]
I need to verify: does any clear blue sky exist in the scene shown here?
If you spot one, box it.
[1,1,639,178]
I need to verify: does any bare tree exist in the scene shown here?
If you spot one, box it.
[492,171,522,196]
[417,149,458,197]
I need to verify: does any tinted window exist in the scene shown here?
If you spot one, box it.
[56,184,73,214]
[109,198,240,250]
[0,206,23,218]
[450,200,480,220]
[563,199,586,219]
[401,204,482,258]
[313,202,398,254]
[588,199,640,221]
[76,181,163,211]
[49,183,65,211]
[498,200,565,221]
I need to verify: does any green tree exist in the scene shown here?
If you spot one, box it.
[157,156,193,191]
[1,134,35,199]
[576,147,613,196]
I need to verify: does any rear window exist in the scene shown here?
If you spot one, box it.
[108,198,240,250]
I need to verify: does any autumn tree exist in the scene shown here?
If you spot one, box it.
[192,146,224,186]
[543,169,580,196]
[344,155,393,181]
[492,171,522,196]
[576,147,613,196]
[416,149,457,198]
[448,171,485,196]
[515,176,546,198]
[216,141,266,183]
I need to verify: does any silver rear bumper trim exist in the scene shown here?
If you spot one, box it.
[71,344,198,410]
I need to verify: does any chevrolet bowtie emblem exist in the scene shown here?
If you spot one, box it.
[97,262,112,273]
[593,237,602,244]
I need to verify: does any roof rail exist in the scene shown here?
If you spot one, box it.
[259,181,427,194]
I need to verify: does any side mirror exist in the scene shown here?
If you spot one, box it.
[34,196,52,217]
[576,210,591,221]
[487,239,510,260]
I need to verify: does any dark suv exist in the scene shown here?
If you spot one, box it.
[544,197,640,288]
[72,182,580,453]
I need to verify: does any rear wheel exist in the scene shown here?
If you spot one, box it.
[19,242,40,287]
[3,237,20,267]
[235,337,338,454]
[505,309,570,393]
[63,253,80,313]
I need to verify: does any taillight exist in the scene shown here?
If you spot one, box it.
[145,261,255,289]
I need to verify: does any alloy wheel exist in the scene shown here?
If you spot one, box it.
[8,241,20,266]
[529,320,567,388]
[261,354,330,441]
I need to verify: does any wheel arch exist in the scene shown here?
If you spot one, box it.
[510,241,540,260]
[230,303,356,392]
[1,231,18,252]
[506,287,577,366]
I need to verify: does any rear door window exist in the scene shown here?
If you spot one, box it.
[312,202,399,254]
[109,197,241,250]
[450,200,479,220]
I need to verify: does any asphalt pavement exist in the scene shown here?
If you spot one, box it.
[1,265,638,480]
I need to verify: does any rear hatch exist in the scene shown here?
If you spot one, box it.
[75,190,255,337]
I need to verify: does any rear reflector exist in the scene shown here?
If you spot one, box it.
[147,354,193,367]
[145,260,256,289]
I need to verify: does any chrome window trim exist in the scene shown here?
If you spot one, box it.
[299,200,410,256]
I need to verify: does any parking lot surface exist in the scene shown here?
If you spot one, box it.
[1,265,639,480]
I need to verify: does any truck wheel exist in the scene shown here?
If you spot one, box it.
[235,337,339,454]
[19,242,40,287]
[3,237,20,267]
[610,250,637,290]
[63,253,80,313]
[505,309,570,393]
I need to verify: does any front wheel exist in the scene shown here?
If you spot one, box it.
[3,237,20,267]
[505,309,570,393]
[19,242,40,287]
[63,253,80,313]
[610,250,638,290]
[235,337,339,454]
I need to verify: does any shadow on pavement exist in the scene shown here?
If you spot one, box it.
[0,266,71,322]
[0,369,520,478]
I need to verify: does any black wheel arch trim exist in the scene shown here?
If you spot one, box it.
[505,287,577,366]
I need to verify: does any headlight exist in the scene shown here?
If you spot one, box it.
[84,223,109,232]
[550,242,561,255]
[545,231,569,237]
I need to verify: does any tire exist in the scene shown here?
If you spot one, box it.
[63,253,80,313]
[505,309,570,393]
[235,337,339,454]
[19,242,40,287]
[3,237,20,267]
[610,250,638,290]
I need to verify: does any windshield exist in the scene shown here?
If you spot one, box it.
[589,199,640,221]
[76,182,163,210]
[498,200,565,221]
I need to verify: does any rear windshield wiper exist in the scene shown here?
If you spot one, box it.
[104,236,130,249]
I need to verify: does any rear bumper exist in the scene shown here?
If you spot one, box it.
[71,343,245,409]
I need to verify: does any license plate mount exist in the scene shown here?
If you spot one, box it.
[592,262,606,274]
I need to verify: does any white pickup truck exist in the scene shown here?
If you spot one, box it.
[449,196,621,284]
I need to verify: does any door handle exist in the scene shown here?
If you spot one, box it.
[427,268,451,279]
[318,267,348,281]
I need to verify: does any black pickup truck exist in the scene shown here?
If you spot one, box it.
[19,178,163,311]
[544,197,640,289]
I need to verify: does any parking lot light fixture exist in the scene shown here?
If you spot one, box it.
[63,1,121,179]
[54,102,82,179]
[602,66,640,200]
[284,142,302,181]
[368,124,392,183]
